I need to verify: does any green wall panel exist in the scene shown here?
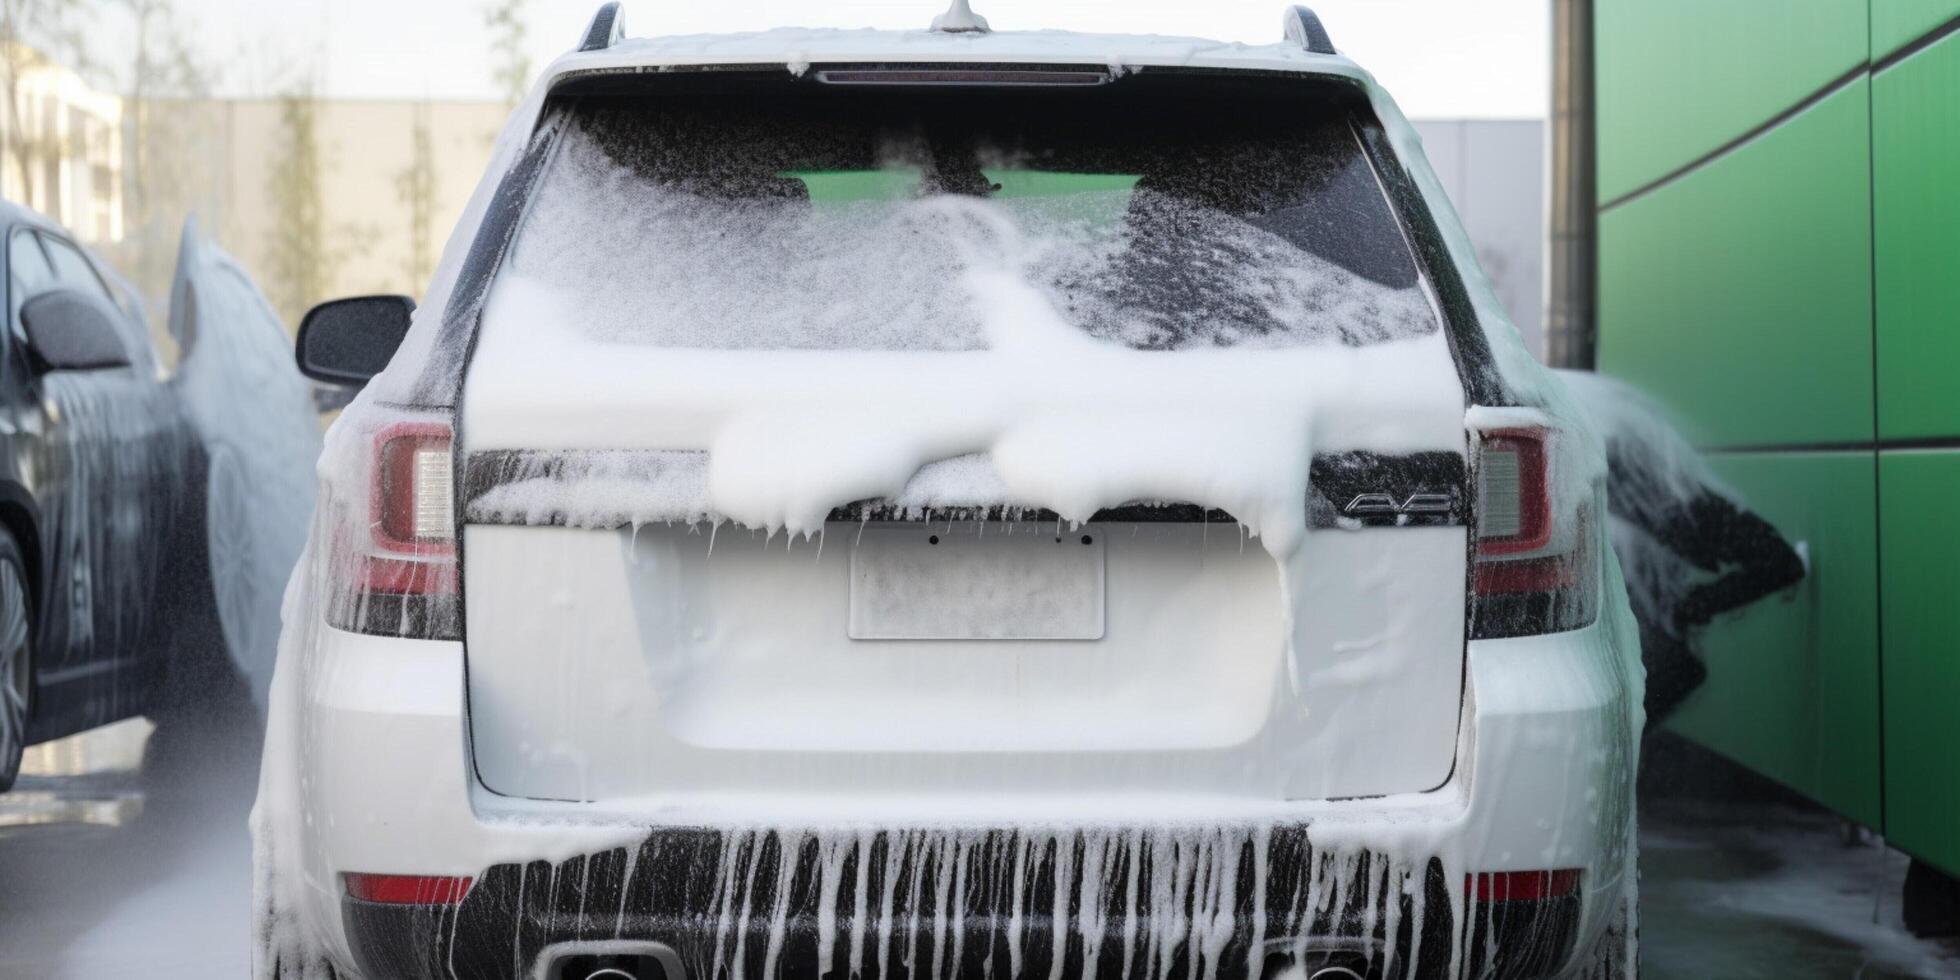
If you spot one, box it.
[1672,452,1882,828]
[1597,82,1874,449]
[1881,450,1960,875]
[1873,0,1960,59]
[1874,31,1960,440]
[1596,0,1868,202]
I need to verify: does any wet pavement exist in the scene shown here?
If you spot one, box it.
[0,713,257,978]
[0,719,1956,978]
[1641,797,1960,978]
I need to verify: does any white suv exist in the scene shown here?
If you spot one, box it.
[256,5,1641,979]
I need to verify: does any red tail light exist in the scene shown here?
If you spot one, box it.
[1474,430,1551,557]
[326,414,460,639]
[363,422,458,597]
[344,873,473,906]
[1471,427,1597,639]
[375,425,455,550]
[1466,869,1582,903]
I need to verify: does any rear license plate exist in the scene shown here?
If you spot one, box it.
[848,524,1106,640]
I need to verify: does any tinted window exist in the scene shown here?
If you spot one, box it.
[29,233,154,373]
[39,233,113,304]
[498,77,1436,353]
[9,231,56,337]
[10,231,55,293]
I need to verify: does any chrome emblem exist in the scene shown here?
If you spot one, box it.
[1343,492,1455,516]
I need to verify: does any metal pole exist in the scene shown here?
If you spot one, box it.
[1546,0,1597,369]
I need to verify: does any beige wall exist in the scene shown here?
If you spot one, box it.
[226,98,506,301]
[111,97,507,333]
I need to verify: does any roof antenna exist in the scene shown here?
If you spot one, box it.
[579,2,626,52]
[930,0,990,33]
[1282,6,1336,55]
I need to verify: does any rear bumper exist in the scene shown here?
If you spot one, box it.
[262,595,1638,980]
[343,831,1579,980]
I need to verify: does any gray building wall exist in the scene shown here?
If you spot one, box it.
[1412,119,1545,360]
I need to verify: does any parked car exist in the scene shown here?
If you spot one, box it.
[0,204,317,791]
[256,5,1642,979]
[163,219,323,709]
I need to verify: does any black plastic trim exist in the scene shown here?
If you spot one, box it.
[340,827,1580,980]
[409,121,562,406]
[828,501,1237,524]
[1308,450,1468,527]
[462,449,1468,531]
[1354,122,1511,407]
[578,2,624,53]
[1283,5,1337,55]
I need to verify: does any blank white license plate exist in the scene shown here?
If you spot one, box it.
[849,524,1106,640]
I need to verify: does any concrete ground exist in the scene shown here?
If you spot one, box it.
[0,720,1956,977]
[1635,735,1960,979]
[1639,805,1947,979]
[0,712,257,977]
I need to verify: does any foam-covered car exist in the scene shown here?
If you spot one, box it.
[0,207,317,790]
[256,5,1642,979]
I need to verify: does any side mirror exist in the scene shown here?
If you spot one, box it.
[19,290,133,373]
[295,295,416,386]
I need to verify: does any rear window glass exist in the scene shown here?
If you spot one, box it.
[499,77,1437,352]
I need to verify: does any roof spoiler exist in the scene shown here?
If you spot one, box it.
[577,4,1327,57]
[579,2,626,52]
[1283,5,1336,55]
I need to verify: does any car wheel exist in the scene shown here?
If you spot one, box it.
[0,528,34,792]
[206,446,272,677]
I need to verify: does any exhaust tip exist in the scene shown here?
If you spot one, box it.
[1262,958,1370,980]
[537,940,684,980]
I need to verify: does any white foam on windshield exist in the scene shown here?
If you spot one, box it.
[465,266,1466,554]
[470,119,1463,548]
[503,123,1436,353]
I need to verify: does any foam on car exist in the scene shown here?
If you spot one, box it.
[250,25,1645,980]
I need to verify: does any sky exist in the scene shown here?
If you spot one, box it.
[131,0,1548,119]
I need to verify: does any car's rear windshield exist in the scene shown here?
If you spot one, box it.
[499,73,1437,351]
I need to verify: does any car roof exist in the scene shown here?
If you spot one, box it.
[385,9,1539,410]
[542,24,1372,91]
[0,200,66,237]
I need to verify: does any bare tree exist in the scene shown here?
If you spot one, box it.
[119,0,206,210]
[0,0,91,202]
[393,101,436,295]
[264,82,331,325]
[110,0,214,326]
[483,0,529,107]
